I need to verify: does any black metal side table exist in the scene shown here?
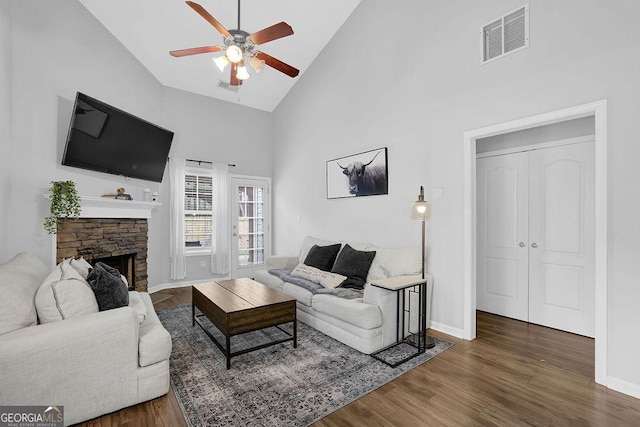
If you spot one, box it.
[370,275,434,367]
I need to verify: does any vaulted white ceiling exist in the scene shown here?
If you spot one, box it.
[79,0,361,112]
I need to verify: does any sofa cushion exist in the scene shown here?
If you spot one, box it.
[35,261,99,323]
[255,270,285,292]
[366,246,422,282]
[303,244,342,271]
[2,252,51,279]
[311,294,382,330]
[291,263,347,289]
[283,282,313,306]
[331,244,376,290]
[87,262,130,311]
[0,253,50,335]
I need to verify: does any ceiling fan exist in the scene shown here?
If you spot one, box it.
[170,0,300,86]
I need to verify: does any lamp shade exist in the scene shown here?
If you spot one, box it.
[236,63,250,80]
[411,186,430,221]
[250,55,265,73]
[213,54,229,72]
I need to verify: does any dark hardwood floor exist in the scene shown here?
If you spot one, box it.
[79,287,640,426]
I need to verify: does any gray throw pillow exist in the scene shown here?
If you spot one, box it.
[331,244,376,290]
[87,262,129,311]
[303,244,342,271]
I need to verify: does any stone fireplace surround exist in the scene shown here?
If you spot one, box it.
[57,218,149,292]
[52,196,161,293]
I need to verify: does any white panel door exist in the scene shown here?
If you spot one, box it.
[477,152,529,321]
[528,142,595,337]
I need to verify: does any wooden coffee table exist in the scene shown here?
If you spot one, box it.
[192,278,297,369]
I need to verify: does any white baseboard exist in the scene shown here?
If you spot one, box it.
[149,277,230,294]
[607,376,640,399]
[429,321,465,339]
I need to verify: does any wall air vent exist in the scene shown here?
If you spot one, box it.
[482,4,529,64]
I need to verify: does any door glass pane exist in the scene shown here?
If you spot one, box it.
[237,185,265,267]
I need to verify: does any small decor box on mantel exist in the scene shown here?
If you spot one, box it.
[101,187,133,200]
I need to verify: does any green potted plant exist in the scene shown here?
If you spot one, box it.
[43,180,82,234]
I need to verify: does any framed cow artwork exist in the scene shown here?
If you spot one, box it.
[326,147,388,199]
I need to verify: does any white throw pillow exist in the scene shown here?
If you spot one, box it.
[366,246,422,282]
[291,263,347,289]
[69,256,93,280]
[35,261,99,324]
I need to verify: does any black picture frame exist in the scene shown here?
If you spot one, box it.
[326,147,388,199]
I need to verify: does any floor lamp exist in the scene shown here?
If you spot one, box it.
[411,186,436,349]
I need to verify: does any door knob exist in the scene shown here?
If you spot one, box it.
[232,232,237,237]
[531,242,538,248]
[519,242,526,247]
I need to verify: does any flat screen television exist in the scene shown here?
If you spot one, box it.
[62,92,174,183]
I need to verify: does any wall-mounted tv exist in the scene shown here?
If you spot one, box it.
[62,92,174,183]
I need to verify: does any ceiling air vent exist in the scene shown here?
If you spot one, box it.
[218,80,239,92]
[482,4,529,64]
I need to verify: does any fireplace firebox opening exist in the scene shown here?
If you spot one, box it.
[91,253,136,291]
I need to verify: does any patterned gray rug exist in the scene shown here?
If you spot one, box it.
[157,304,453,427]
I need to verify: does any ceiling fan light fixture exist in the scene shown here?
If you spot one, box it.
[213,54,229,72]
[236,63,251,80]
[226,45,243,63]
[171,2,300,85]
[249,55,265,73]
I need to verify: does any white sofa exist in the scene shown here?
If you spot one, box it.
[0,253,172,426]
[254,236,433,354]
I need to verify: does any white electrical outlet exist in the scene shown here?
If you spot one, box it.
[200,260,206,268]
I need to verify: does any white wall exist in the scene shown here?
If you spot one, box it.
[4,0,272,287]
[8,0,164,271]
[0,1,12,262]
[272,0,640,389]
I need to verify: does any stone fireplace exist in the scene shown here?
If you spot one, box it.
[56,218,149,292]
[52,195,160,293]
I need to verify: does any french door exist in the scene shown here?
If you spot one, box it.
[230,177,270,279]
[477,141,595,337]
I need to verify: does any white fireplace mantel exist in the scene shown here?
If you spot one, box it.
[43,195,162,219]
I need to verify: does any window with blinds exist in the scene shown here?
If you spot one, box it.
[482,4,529,64]
[185,171,213,250]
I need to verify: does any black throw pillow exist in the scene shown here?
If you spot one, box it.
[331,244,376,290]
[303,244,342,271]
[87,262,129,311]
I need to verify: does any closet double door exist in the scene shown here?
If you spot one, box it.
[477,141,595,337]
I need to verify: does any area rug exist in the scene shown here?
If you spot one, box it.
[157,304,453,427]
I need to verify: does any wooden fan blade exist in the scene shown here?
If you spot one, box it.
[248,22,294,45]
[230,62,242,86]
[185,1,232,39]
[170,45,223,57]
[255,52,299,78]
